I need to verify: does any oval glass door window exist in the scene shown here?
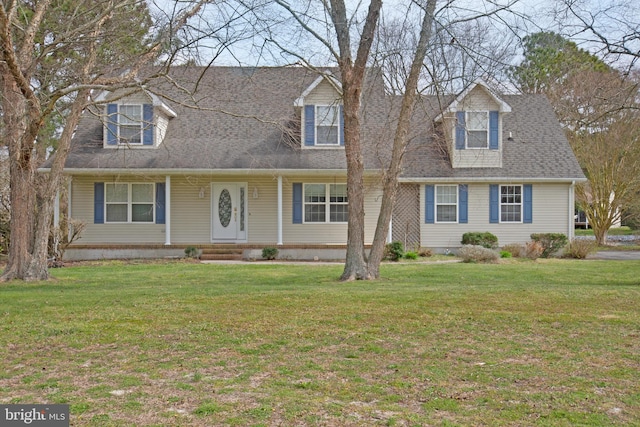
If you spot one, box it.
[218,189,232,227]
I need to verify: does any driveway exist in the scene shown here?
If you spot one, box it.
[589,251,640,260]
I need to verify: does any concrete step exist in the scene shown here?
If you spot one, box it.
[200,248,244,255]
[200,253,244,261]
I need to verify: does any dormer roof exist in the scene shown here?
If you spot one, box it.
[294,71,342,107]
[435,79,512,121]
[94,88,177,118]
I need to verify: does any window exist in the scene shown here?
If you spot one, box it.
[304,184,348,223]
[500,185,522,222]
[106,103,154,146]
[455,110,499,151]
[105,183,154,223]
[118,105,143,144]
[316,106,340,145]
[466,111,488,148]
[436,185,457,222]
[303,104,344,147]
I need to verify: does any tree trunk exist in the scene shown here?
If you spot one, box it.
[0,72,43,281]
[1,163,38,281]
[340,68,372,281]
[366,173,397,278]
[366,0,437,279]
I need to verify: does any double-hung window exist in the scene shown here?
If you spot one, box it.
[466,111,488,148]
[500,185,522,222]
[118,105,143,144]
[456,110,499,150]
[105,183,154,223]
[304,184,348,223]
[316,106,340,145]
[436,185,458,222]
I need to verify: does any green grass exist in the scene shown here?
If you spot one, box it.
[1,259,639,426]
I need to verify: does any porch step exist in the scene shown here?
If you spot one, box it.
[200,247,244,261]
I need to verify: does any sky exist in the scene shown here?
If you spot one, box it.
[150,0,638,71]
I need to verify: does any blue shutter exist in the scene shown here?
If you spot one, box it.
[106,104,118,145]
[94,182,104,224]
[458,184,468,224]
[156,183,166,224]
[304,105,315,146]
[425,185,435,224]
[489,184,499,223]
[489,111,499,150]
[143,104,154,146]
[293,183,303,224]
[523,184,533,223]
[339,105,345,146]
[455,111,466,150]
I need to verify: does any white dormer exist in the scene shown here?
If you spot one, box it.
[436,80,511,168]
[295,72,345,149]
[95,89,176,149]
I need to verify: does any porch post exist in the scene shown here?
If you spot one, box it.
[54,189,60,229]
[277,175,283,245]
[67,178,72,241]
[165,175,171,245]
[568,181,575,240]
[387,216,393,243]
[53,188,60,256]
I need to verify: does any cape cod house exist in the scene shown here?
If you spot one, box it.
[44,66,586,260]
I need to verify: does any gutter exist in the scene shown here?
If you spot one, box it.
[398,177,588,184]
[38,167,359,176]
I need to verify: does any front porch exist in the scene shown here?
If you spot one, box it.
[62,244,368,262]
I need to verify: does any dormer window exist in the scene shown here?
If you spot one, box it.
[455,110,498,150]
[316,106,340,145]
[118,105,143,144]
[303,104,344,147]
[466,112,488,148]
[105,103,154,147]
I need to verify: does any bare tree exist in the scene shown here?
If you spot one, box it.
[556,0,640,69]
[0,0,239,281]
[262,0,523,279]
[564,71,640,244]
[510,31,640,244]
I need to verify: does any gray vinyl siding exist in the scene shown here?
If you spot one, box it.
[420,183,572,249]
[70,174,383,245]
[301,79,343,149]
[169,176,212,243]
[305,79,342,105]
[101,91,169,148]
[448,86,503,169]
[282,176,382,245]
[71,175,166,244]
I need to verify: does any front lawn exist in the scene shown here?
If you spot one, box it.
[1,260,639,426]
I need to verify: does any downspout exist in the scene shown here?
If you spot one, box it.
[277,176,283,245]
[165,176,171,245]
[569,180,575,240]
[67,177,72,241]
[54,189,60,257]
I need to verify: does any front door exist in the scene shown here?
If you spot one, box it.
[212,183,247,241]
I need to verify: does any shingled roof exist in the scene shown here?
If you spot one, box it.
[58,66,585,181]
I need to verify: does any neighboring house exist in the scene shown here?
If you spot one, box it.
[42,67,586,260]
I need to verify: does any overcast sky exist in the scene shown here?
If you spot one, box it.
[152,0,638,71]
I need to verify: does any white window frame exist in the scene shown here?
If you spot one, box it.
[466,111,489,149]
[435,185,458,223]
[105,182,155,224]
[303,183,348,223]
[118,104,144,145]
[500,185,522,223]
[315,105,341,146]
